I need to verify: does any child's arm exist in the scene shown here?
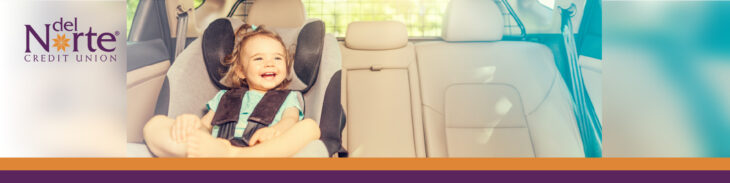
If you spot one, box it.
[271,107,300,132]
[171,111,215,143]
[249,107,300,146]
[200,110,215,132]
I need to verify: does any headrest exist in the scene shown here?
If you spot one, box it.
[344,21,408,50]
[202,19,235,90]
[202,18,325,93]
[247,0,306,28]
[291,20,325,93]
[442,0,503,41]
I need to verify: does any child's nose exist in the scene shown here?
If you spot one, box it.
[264,59,275,66]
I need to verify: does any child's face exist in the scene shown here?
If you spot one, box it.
[239,35,288,91]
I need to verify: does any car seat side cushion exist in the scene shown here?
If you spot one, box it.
[294,20,325,93]
[319,71,347,157]
[202,18,235,90]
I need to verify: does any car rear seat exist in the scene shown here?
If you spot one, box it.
[414,0,584,157]
[340,21,426,157]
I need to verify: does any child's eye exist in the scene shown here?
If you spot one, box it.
[253,57,263,61]
[275,57,283,61]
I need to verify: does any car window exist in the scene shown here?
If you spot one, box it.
[126,0,141,37]
[302,0,450,38]
[227,0,585,38]
[301,0,583,38]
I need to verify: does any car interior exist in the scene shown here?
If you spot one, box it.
[126,0,603,157]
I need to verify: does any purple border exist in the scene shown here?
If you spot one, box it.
[1,171,730,183]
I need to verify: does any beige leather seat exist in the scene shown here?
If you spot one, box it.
[340,21,426,157]
[414,0,584,157]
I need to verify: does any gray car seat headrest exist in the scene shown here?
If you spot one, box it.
[201,18,325,93]
[202,19,235,90]
[293,20,325,93]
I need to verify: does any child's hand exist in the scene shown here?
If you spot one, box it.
[249,127,281,146]
[187,130,233,157]
[171,114,201,143]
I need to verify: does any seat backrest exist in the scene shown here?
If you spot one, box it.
[166,21,235,117]
[414,0,584,157]
[340,21,425,157]
[246,0,306,29]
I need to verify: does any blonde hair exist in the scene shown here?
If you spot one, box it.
[221,24,293,89]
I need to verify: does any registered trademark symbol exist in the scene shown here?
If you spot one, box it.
[115,31,120,36]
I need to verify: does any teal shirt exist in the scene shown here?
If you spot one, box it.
[207,90,304,138]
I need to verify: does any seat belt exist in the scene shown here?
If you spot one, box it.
[499,0,526,40]
[174,5,191,58]
[210,87,292,147]
[560,3,602,157]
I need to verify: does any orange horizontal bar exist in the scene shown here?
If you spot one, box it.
[0,158,729,171]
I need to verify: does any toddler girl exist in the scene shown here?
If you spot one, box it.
[143,24,320,157]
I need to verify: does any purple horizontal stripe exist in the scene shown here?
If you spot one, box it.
[1,171,730,183]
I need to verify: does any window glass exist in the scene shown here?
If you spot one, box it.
[231,0,587,38]
[302,0,450,37]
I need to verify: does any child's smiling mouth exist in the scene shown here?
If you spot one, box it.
[260,72,277,80]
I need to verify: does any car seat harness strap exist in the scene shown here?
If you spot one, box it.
[210,87,291,147]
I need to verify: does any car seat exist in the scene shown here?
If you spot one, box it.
[164,0,344,157]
